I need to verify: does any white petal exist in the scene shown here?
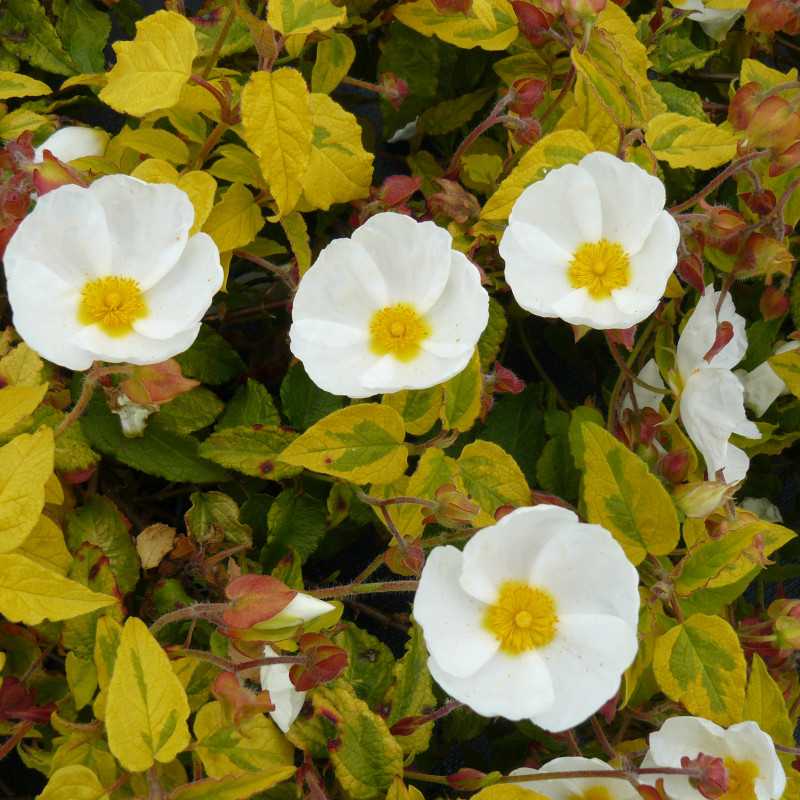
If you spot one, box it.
[500,221,574,317]
[721,444,750,484]
[34,126,109,163]
[350,213,452,313]
[360,348,470,394]
[260,650,306,734]
[725,721,786,800]
[579,151,667,254]
[89,175,195,290]
[4,183,111,286]
[551,288,640,330]
[677,288,747,379]
[507,163,602,253]
[72,322,200,366]
[134,234,223,340]
[532,524,640,629]
[459,505,579,604]
[513,758,639,800]
[413,546,499,678]
[740,361,787,417]
[267,593,335,628]
[622,358,665,413]
[420,251,489,358]
[5,260,93,370]
[531,614,638,732]
[690,6,743,40]
[428,649,554,720]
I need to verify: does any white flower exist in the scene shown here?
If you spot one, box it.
[676,287,760,483]
[499,152,679,330]
[34,126,109,163]
[260,645,306,733]
[413,505,639,732]
[671,0,744,41]
[622,358,666,414]
[261,592,335,631]
[738,341,800,417]
[511,756,640,799]
[3,174,224,370]
[290,211,489,398]
[643,716,786,800]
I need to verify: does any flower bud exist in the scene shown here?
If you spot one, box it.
[492,363,526,394]
[222,574,297,630]
[507,115,542,147]
[767,598,800,620]
[681,753,729,800]
[384,542,425,576]
[379,73,409,110]
[677,254,706,295]
[703,321,734,363]
[447,769,496,792]
[428,178,481,224]
[673,481,737,518]
[769,141,800,178]
[774,615,800,649]
[703,205,747,253]
[760,285,789,320]
[212,671,274,726]
[741,187,776,216]
[30,150,86,196]
[512,2,555,45]
[290,634,348,692]
[433,0,472,12]
[746,96,800,151]
[425,483,481,529]
[563,0,606,26]
[510,78,547,116]
[121,359,199,407]
[728,82,762,131]
[746,0,800,35]
[378,175,422,208]
[658,449,690,484]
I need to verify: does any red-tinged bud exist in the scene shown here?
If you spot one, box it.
[447,769,496,792]
[740,233,794,280]
[506,115,542,147]
[290,634,348,692]
[61,465,97,485]
[703,321,734,363]
[741,188,776,216]
[677,254,706,295]
[512,2,555,45]
[540,0,563,13]
[638,783,669,800]
[384,542,425,576]
[433,0,472,11]
[389,714,429,737]
[424,483,480,529]
[674,481,738,518]
[0,183,30,219]
[493,363,526,394]
[760,286,789,320]
[428,178,481,224]
[31,151,87,196]
[728,83,762,131]
[510,78,547,117]
[378,175,422,208]
[768,598,800,619]
[222,575,296,630]
[682,754,728,800]
[563,0,606,26]
[0,132,34,172]
[608,325,637,351]
[769,141,800,178]
[704,205,747,252]
[531,491,576,511]
[746,96,800,151]
[121,359,199,407]
[379,73,409,110]
[746,0,800,36]
[212,671,274,726]
[638,407,663,447]
[659,449,690,484]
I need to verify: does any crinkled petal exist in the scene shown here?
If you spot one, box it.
[4,183,111,286]
[500,221,574,318]
[413,546,499,678]
[579,151,667,255]
[512,758,640,800]
[134,234,223,340]
[89,174,195,290]
[459,505,579,604]
[71,322,200,366]
[350,213,452,313]
[5,259,93,370]
[428,649,554,720]
[532,524,640,629]
[34,126,109,163]
[531,614,637,732]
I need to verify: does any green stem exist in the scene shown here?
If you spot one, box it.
[201,4,236,79]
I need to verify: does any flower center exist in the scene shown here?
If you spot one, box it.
[568,239,631,300]
[369,302,430,362]
[484,580,558,655]
[78,276,147,337]
[568,789,613,800]
[722,758,759,800]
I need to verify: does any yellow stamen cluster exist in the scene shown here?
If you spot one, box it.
[722,758,759,800]
[484,580,558,655]
[568,788,613,800]
[78,276,147,337]
[568,239,631,300]
[369,302,430,362]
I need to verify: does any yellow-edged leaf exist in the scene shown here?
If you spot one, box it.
[100,10,198,116]
[0,383,47,435]
[106,616,191,772]
[556,76,618,153]
[241,68,312,218]
[0,342,43,386]
[279,404,408,484]
[441,349,482,433]
[457,440,529,521]
[167,768,296,800]
[769,349,800,398]
[37,765,108,800]
[0,70,51,100]
[382,386,444,437]
[13,514,72,575]
[280,212,312,274]
[646,112,739,169]
[268,0,346,36]
[112,127,189,164]
[312,33,356,94]
[203,182,264,252]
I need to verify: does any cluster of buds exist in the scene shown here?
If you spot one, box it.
[746,0,800,35]
[378,72,409,110]
[428,178,482,224]
[514,0,606,35]
[682,753,729,800]
[352,175,422,225]
[424,483,481,529]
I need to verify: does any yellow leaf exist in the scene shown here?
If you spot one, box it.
[623,597,674,708]
[66,652,98,710]
[13,514,72,575]
[0,342,44,386]
[0,428,55,553]
[769,349,800,398]
[0,109,51,141]
[479,130,594,227]
[382,386,444,437]
[579,421,680,565]
[45,473,64,506]
[94,616,123,693]
[646,112,740,169]
[394,0,519,52]
[280,212,312,274]
[556,76,618,154]
[472,0,497,30]
[194,701,294,778]
[106,616,191,772]
[61,73,107,90]
[168,768,296,800]
[100,10,198,116]
[279,404,408,485]
[0,70,51,100]
[207,143,264,187]
[441,349,482,433]
[299,94,374,211]
[743,654,794,745]
[653,613,746,725]
[473,787,548,800]
[112,127,189,164]
[37,765,108,800]
[203,182,264,252]
[241,68,312,218]
[268,0,346,35]
[312,33,356,94]
[136,523,176,570]
[0,553,115,624]
[0,383,47,435]
[457,440,529,521]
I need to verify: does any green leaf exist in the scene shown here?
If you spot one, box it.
[0,0,78,75]
[477,297,507,370]
[155,388,224,436]
[280,362,344,430]
[185,492,253,547]
[0,71,50,100]
[311,32,356,94]
[536,436,580,503]
[653,613,746,725]
[652,81,707,120]
[382,386,443,437]
[175,325,246,385]
[268,0,346,36]
[198,425,299,480]
[578,422,680,565]
[441,349,482,433]
[263,488,327,568]
[769,349,800,397]
[646,112,739,169]
[56,0,111,73]
[419,88,494,136]
[217,379,280,430]
[66,496,140,595]
[333,623,396,709]
[650,21,716,74]
[458,440,529,521]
